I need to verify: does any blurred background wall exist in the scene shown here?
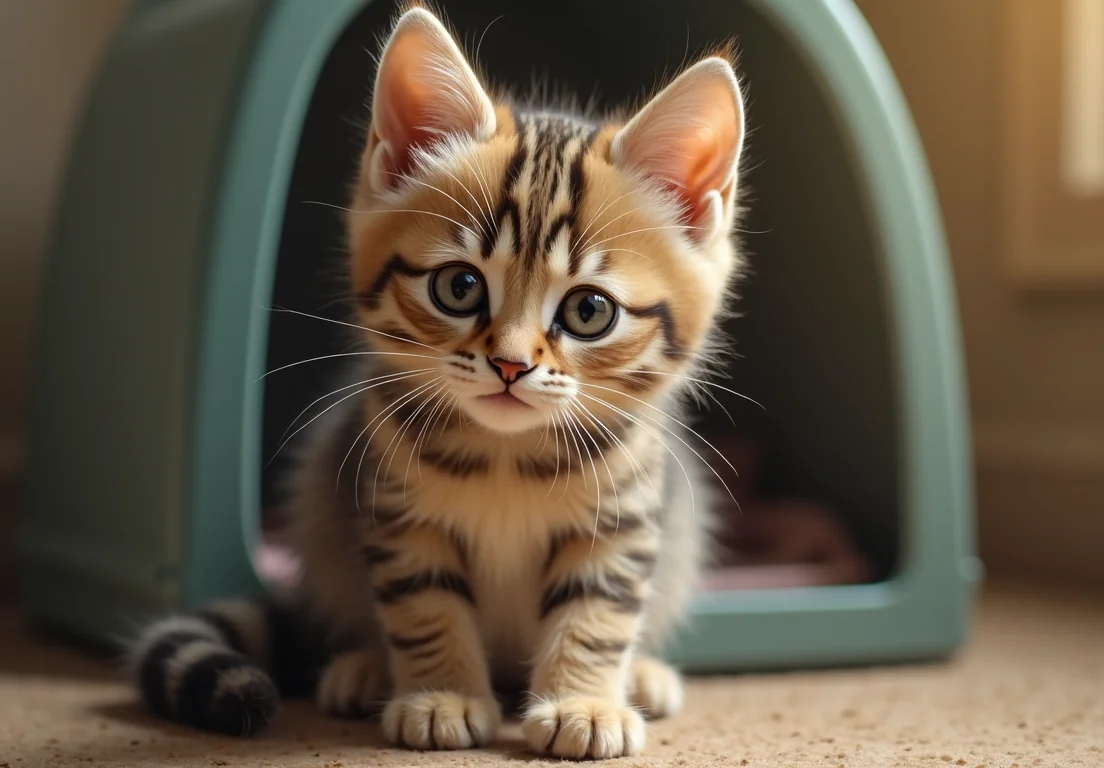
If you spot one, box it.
[0,0,135,593]
[856,0,1104,588]
[1,0,1101,593]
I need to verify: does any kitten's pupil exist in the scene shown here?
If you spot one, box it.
[578,296,598,324]
[452,272,477,300]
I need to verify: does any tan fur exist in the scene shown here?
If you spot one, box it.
[284,5,746,760]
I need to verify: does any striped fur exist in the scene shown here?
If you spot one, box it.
[130,5,747,759]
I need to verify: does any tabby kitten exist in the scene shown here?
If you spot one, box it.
[129,5,747,760]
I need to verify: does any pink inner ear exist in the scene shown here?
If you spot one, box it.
[661,102,741,229]
[374,41,442,183]
[613,61,743,234]
[369,12,494,190]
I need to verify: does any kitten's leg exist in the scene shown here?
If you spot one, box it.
[628,655,684,719]
[317,649,387,717]
[522,528,658,759]
[370,524,500,750]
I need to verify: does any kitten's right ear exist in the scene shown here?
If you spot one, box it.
[366,7,496,192]
[610,56,745,243]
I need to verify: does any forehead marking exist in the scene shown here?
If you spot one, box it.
[485,112,597,273]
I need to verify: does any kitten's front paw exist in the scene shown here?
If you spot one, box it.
[317,650,385,717]
[522,696,646,759]
[629,656,684,719]
[382,691,501,750]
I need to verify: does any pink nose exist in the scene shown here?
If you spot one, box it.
[490,357,532,383]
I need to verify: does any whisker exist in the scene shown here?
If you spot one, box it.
[585,223,706,253]
[578,388,738,510]
[574,188,636,251]
[267,369,433,466]
[563,409,603,550]
[354,378,442,516]
[375,381,446,510]
[569,401,621,539]
[457,153,498,236]
[554,411,573,502]
[576,381,742,487]
[303,200,477,239]
[435,164,496,239]
[535,414,552,457]
[545,412,563,500]
[401,384,450,498]
[596,247,655,264]
[576,391,696,522]
[622,369,765,411]
[258,350,442,380]
[474,14,504,62]
[573,398,655,496]
[577,202,650,254]
[416,391,456,481]
[266,306,441,352]
[276,368,436,447]
[560,408,590,493]
[385,171,484,240]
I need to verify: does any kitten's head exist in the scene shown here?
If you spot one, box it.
[348,5,745,435]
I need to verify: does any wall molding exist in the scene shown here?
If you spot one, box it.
[999,0,1104,294]
[973,421,1104,478]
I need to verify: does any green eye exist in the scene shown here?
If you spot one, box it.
[430,263,486,316]
[558,288,618,340]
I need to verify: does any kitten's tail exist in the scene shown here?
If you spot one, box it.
[126,596,306,737]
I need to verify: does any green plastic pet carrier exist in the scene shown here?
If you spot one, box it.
[20,0,980,671]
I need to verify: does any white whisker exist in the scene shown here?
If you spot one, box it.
[258,350,442,380]
[576,391,696,522]
[560,408,590,493]
[574,188,636,251]
[563,409,603,550]
[277,368,435,447]
[458,153,498,236]
[416,392,456,481]
[573,398,655,497]
[577,381,741,490]
[386,171,483,239]
[266,306,441,351]
[623,369,765,411]
[577,202,649,254]
[585,223,705,253]
[303,200,477,239]
[354,378,442,516]
[545,412,563,500]
[267,369,434,466]
[402,384,451,496]
[375,381,446,509]
[569,401,621,538]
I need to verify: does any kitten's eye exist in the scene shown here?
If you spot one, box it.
[430,263,486,316]
[558,288,618,340]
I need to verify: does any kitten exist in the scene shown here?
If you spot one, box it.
[128,4,746,760]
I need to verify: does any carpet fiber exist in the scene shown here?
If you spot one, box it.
[2,585,1102,767]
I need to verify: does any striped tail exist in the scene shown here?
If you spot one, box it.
[127,596,304,736]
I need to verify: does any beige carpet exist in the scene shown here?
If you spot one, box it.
[1,585,1102,768]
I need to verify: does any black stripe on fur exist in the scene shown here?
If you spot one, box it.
[135,624,279,737]
[540,572,643,618]
[194,609,247,654]
[176,652,278,736]
[139,631,205,717]
[376,569,476,606]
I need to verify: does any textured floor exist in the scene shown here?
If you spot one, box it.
[1,584,1102,768]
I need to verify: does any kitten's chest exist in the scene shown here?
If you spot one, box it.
[406,469,594,664]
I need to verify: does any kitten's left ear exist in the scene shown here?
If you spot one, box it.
[610,56,745,243]
[366,7,496,192]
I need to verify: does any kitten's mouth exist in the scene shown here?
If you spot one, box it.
[477,391,533,410]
